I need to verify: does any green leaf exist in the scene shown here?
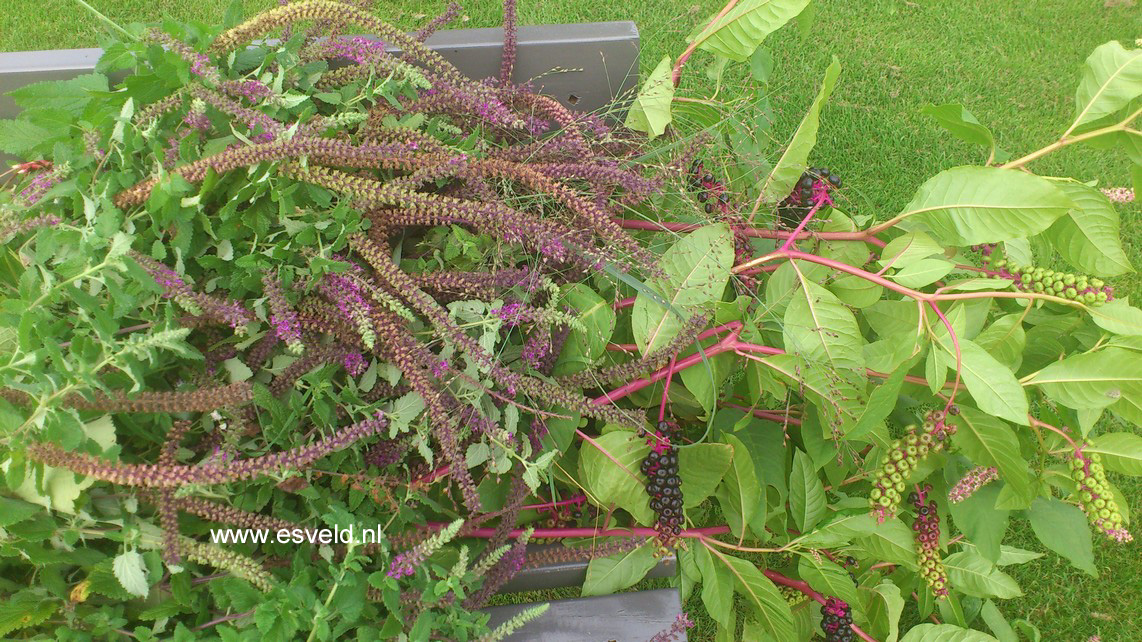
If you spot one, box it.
[632,224,734,354]
[980,600,1019,642]
[554,284,616,375]
[1072,40,1142,129]
[0,496,42,527]
[582,543,659,596]
[760,57,841,203]
[856,518,919,569]
[113,550,150,599]
[974,315,1026,372]
[694,545,734,628]
[1086,432,1142,476]
[943,550,1022,598]
[680,443,734,509]
[789,450,826,532]
[900,623,999,642]
[624,56,675,139]
[706,547,795,640]
[0,120,55,155]
[878,231,946,270]
[898,167,1073,245]
[947,485,1008,562]
[783,272,865,372]
[715,434,762,539]
[8,73,108,115]
[1043,180,1132,276]
[690,0,812,62]
[932,335,1028,425]
[1027,347,1141,410]
[891,258,955,288]
[1028,497,1097,576]
[953,408,1032,506]
[798,556,860,608]
[577,431,654,524]
[870,581,905,642]
[1088,300,1142,336]
[922,103,997,152]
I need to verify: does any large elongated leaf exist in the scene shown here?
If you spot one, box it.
[1026,347,1142,411]
[848,355,920,439]
[974,314,1026,372]
[783,273,865,372]
[1043,180,1132,276]
[900,624,999,642]
[577,431,653,524]
[1072,41,1142,129]
[582,544,659,596]
[953,408,1032,505]
[1028,497,1097,576]
[799,556,860,608]
[631,224,734,354]
[679,443,734,508]
[690,0,812,62]
[759,57,841,203]
[856,518,917,569]
[624,56,675,138]
[899,167,1073,245]
[553,283,615,375]
[932,335,1028,425]
[943,551,1022,598]
[715,434,762,539]
[869,581,906,642]
[947,485,1009,562]
[789,450,827,532]
[1088,300,1142,337]
[706,547,795,640]
[1086,432,1142,476]
[693,545,734,628]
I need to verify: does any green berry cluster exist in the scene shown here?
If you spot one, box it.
[868,410,956,523]
[779,584,808,607]
[1070,443,1132,542]
[985,256,1114,306]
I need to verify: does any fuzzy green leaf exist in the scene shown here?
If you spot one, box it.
[113,551,150,599]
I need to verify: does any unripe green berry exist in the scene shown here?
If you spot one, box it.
[870,488,883,500]
[1064,274,1075,285]
[1082,491,1094,503]
[1098,508,1111,519]
[1065,287,1077,298]
[1097,291,1108,302]
[1091,278,1104,288]
[1094,498,1107,509]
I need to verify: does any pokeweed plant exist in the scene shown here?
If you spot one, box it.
[0,1,1139,642]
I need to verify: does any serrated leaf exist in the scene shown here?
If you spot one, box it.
[1086,432,1142,476]
[0,119,55,155]
[690,0,812,62]
[899,167,1073,245]
[1072,41,1142,129]
[1028,497,1097,576]
[943,550,1022,598]
[582,544,658,596]
[680,443,734,508]
[624,56,674,138]
[760,57,840,203]
[113,551,150,599]
[1043,180,1132,276]
[789,450,826,532]
[900,623,999,642]
[953,408,1032,506]
[8,73,108,115]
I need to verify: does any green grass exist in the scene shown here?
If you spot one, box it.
[2,1,1138,639]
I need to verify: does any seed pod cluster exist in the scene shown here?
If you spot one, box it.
[975,246,1114,306]
[640,420,684,548]
[820,597,854,642]
[1070,442,1132,542]
[687,160,731,215]
[779,584,808,607]
[868,409,956,522]
[776,167,841,228]
[909,484,949,597]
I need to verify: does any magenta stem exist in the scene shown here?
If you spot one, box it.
[614,218,886,247]
[423,522,731,539]
[778,190,830,253]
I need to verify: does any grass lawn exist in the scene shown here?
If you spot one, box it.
[2,1,1138,639]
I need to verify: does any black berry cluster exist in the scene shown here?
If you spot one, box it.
[975,245,1114,306]
[820,597,853,642]
[640,420,684,547]
[908,484,949,597]
[776,166,841,228]
[687,160,732,215]
[868,409,957,522]
[1070,442,1132,542]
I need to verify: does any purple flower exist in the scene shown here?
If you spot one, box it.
[342,351,367,377]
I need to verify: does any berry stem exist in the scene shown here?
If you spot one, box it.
[670,0,742,87]
[760,568,879,642]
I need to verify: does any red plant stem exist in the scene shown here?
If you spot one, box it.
[659,351,678,422]
[412,465,451,486]
[1029,416,1077,449]
[614,218,887,247]
[779,191,829,252]
[670,0,741,87]
[926,300,962,411]
[762,569,878,642]
[422,522,731,539]
[720,401,803,426]
[607,342,639,352]
[522,495,587,513]
[614,296,636,310]
[194,609,255,632]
